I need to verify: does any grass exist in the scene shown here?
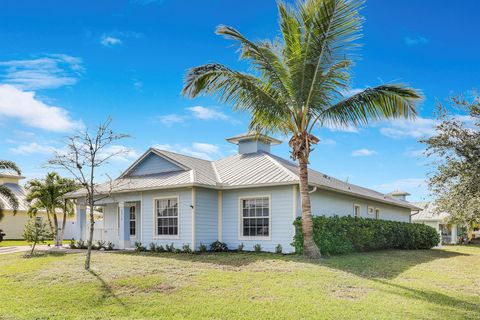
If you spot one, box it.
[0,239,70,247]
[0,246,479,319]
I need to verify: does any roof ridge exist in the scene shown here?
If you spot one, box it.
[211,162,222,184]
[264,153,299,181]
[154,148,213,164]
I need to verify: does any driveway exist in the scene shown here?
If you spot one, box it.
[0,245,53,255]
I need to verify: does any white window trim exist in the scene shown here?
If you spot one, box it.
[374,208,380,219]
[129,204,137,240]
[238,195,272,241]
[353,203,361,218]
[367,206,375,215]
[152,195,180,240]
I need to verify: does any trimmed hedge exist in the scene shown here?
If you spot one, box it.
[293,216,440,255]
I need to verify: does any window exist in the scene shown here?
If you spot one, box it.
[129,206,136,237]
[374,208,380,220]
[367,206,375,215]
[155,198,178,236]
[241,197,270,238]
[353,204,361,218]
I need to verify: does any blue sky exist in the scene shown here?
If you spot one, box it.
[0,0,478,202]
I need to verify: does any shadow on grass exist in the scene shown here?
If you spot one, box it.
[113,248,470,280]
[88,270,126,308]
[373,279,480,316]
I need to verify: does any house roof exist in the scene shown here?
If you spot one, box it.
[0,183,29,211]
[69,148,418,210]
[411,202,450,222]
[226,132,282,145]
[0,170,24,179]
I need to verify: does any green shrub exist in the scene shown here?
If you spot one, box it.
[210,240,228,252]
[182,244,193,254]
[156,245,165,253]
[165,243,175,253]
[134,242,147,252]
[69,239,76,249]
[292,216,440,256]
[275,244,282,254]
[149,242,157,252]
[253,243,262,252]
[105,242,115,251]
[198,243,207,253]
[237,243,244,252]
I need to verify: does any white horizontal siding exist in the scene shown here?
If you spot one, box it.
[307,189,411,222]
[194,187,218,249]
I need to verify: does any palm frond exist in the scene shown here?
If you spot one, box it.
[182,63,293,132]
[0,185,19,216]
[314,84,423,130]
[0,160,21,175]
[215,25,294,102]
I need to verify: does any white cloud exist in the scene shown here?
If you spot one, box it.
[188,106,229,120]
[320,138,336,146]
[375,178,428,199]
[156,114,185,126]
[100,36,122,46]
[404,36,429,46]
[325,123,359,133]
[404,148,426,158]
[154,142,222,160]
[0,54,83,90]
[351,148,377,157]
[9,142,58,155]
[379,116,437,139]
[99,145,139,162]
[0,84,83,132]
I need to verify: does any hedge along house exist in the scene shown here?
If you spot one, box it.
[70,133,419,253]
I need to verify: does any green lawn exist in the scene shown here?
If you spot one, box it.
[0,246,479,320]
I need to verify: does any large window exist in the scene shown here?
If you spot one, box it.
[129,206,136,237]
[241,197,270,238]
[155,198,178,237]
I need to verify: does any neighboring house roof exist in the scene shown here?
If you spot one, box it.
[0,183,29,211]
[411,202,450,222]
[69,148,418,210]
[0,170,25,179]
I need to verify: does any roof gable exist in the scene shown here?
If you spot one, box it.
[121,149,186,178]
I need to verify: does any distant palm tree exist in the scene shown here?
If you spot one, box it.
[0,160,21,221]
[26,172,77,247]
[182,0,422,258]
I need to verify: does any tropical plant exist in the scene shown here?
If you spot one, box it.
[0,160,21,221]
[26,172,77,247]
[23,218,53,255]
[182,0,422,257]
[421,94,480,240]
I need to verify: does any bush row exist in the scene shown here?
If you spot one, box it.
[292,216,440,255]
[134,241,283,254]
[69,239,115,251]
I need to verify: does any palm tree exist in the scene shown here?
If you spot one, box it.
[26,172,77,247]
[182,0,422,258]
[0,160,21,221]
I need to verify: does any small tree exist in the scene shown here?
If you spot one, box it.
[26,173,77,247]
[422,94,480,239]
[49,118,129,270]
[23,218,52,255]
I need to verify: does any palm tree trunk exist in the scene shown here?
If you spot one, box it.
[52,211,60,247]
[298,156,321,258]
[59,208,67,245]
[85,203,95,270]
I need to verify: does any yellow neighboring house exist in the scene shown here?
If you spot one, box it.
[0,170,77,240]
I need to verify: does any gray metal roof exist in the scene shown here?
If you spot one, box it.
[411,202,449,221]
[69,148,418,209]
[0,183,29,211]
[226,132,282,145]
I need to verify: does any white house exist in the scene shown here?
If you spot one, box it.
[0,170,77,240]
[70,132,419,253]
[411,202,459,245]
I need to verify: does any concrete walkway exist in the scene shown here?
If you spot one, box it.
[0,245,51,255]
